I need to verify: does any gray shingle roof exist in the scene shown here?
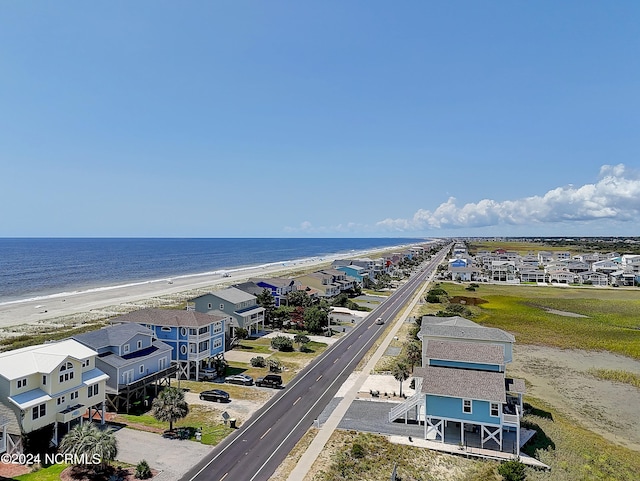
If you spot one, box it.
[419,316,515,343]
[505,377,526,394]
[113,308,226,327]
[414,366,506,403]
[72,323,156,350]
[208,287,257,304]
[426,340,504,365]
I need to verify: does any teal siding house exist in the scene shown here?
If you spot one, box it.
[389,316,526,455]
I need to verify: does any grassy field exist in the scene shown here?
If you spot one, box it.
[436,282,640,359]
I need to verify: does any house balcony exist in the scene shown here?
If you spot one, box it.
[56,404,85,424]
[502,405,520,426]
[114,364,178,394]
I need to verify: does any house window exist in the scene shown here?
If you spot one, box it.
[137,340,143,350]
[42,375,47,385]
[219,304,224,310]
[32,403,46,420]
[199,326,208,335]
[123,344,130,354]
[82,359,90,368]
[213,338,222,349]
[491,402,500,417]
[17,378,27,389]
[208,303,212,309]
[189,328,197,335]
[463,399,472,414]
[180,327,187,337]
[59,362,74,382]
[139,365,145,374]
[213,322,222,333]
[57,396,66,405]
[88,384,100,397]
[180,345,187,355]
[71,391,78,400]
[161,327,171,332]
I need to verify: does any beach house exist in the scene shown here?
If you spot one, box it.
[114,308,228,380]
[389,316,526,455]
[0,339,108,455]
[249,277,299,307]
[73,323,176,412]
[188,287,265,338]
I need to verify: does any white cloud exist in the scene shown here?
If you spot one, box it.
[377,164,640,231]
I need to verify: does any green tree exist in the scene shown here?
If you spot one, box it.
[59,423,118,472]
[235,327,248,341]
[135,459,152,479]
[498,459,527,481]
[391,361,411,397]
[270,335,294,352]
[272,305,294,329]
[256,289,276,324]
[403,341,422,371]
[151,387,189,432]
[294,334,311,351]
[288,290,313,308]
[303,306,327,333]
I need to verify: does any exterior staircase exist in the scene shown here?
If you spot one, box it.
[389,378,424,422]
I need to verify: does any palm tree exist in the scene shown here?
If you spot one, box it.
[391,361,411,397]
[151,386,189,432]
[403,342,422,371]
[59,422,118,471]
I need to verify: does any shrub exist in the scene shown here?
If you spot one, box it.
[135,460,152,479]
[498,459,526,481]
[250,356,266,368]
[267,358,282,372]
[270,335,294,352]
[351,443,365,458]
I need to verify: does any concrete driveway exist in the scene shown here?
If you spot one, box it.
[114,427,211,481]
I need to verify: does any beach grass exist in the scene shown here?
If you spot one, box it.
[437,282,640,359]
[587,368,640,388]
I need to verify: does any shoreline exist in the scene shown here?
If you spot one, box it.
[0,242,432,331]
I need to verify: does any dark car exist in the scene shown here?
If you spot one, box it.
[199,389,230,403]
[225,374,254,386]
[255,374,283,388]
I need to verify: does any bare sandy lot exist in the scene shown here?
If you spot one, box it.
[508,344,640,452]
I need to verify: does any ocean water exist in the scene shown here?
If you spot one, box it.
[0,238,425,304]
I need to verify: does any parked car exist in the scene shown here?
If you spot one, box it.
[375,317,385,325]
[198,368,218,381]
[225,374,254,386]
[255,374,283,388]
[199,389,230,403]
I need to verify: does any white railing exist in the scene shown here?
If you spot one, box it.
[503,406,520,425]
[388,378,423,422]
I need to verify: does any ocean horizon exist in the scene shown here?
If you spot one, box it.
[0,237,428,305]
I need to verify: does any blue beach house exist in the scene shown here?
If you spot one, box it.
[73,323,175,412]
[335,265,368,284]
[188,287,265,339]
[113,308,229,381]
[389,316,526,455]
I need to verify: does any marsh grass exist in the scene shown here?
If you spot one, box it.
[587,368,640,388]
[440,282,640,359]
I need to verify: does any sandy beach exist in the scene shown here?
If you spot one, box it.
[0,243,429,332]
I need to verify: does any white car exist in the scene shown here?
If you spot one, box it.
[198,368,218,381]
[375,317,385,325]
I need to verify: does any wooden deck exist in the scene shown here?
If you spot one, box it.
[388,433,550,470]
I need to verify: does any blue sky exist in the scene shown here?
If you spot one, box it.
[1,2,638,238]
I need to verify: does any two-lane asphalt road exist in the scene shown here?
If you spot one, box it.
[183,244,451,481]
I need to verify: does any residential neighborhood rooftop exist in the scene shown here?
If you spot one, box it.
[414,366,507,403]
[114,308,226,327]
[426,339,505,365]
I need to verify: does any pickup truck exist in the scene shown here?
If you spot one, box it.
[256,374,283,388]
